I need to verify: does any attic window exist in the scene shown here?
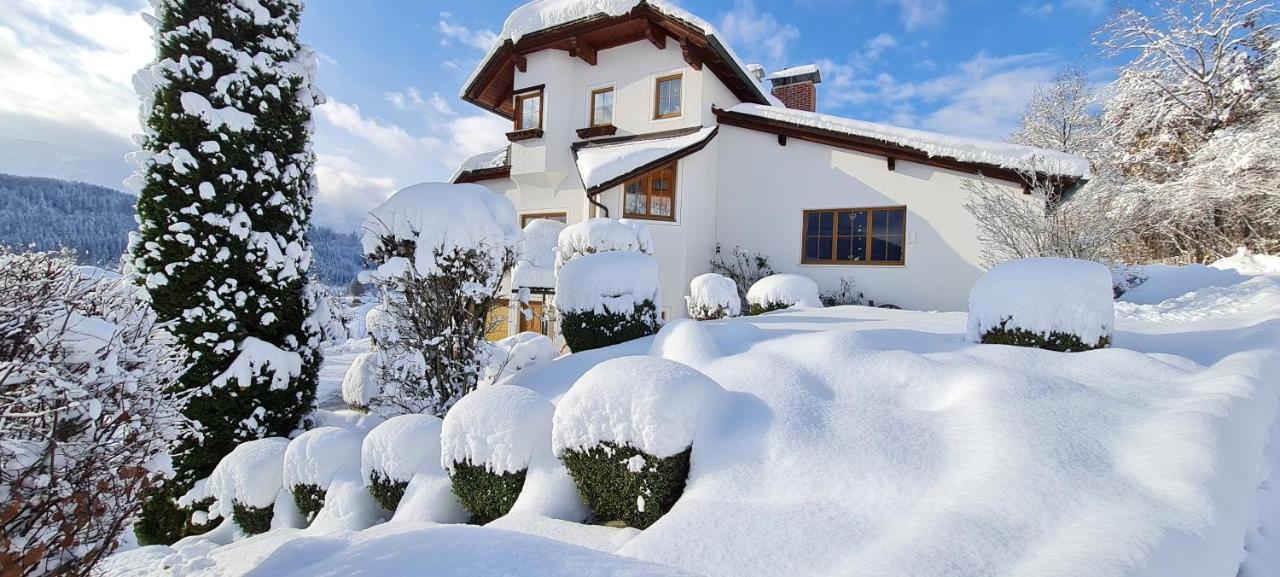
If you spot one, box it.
[515,89,543,130]
[623,162,677,221]
[654,73,682,119]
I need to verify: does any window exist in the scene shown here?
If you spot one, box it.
[802,207,906,265]
[520,212,567,227]
[514,89,543,130]
[590,87,614,127]
[654,73,682,119]
[623,162,677,220]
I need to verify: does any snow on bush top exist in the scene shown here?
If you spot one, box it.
[747,274,823,309]
[480,332,558,387]
[575,127,717,191]
[555,217,653,269]
[513,218,565,289]
[283,426,364,490]
[362,414,446,484]
[686,273,741,317]
[649,318,723,367]
[967,257,1114,344]
[361,182,521,278]
[207,437,290,513]
[727,103,1092,178]
[552,356,725,458]
[341,352,380,409]
[440,384,555,475]
[556,251,661,314]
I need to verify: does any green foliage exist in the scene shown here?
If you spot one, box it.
[232,502,273,535]
[448,462,527,524]
[560,442,691,529]
[134,494,219,545]
[132,0,323,543]
[980,320,1110,352]
[559,300,661,353]
[368,470,409,513]
[291,483,326,522]
[748,301,791,316]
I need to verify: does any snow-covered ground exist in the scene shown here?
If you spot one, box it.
[103,256,1280,577]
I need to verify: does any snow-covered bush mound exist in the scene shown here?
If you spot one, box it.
[1122,264,1248,305]
[481,332,558,387]
[441,385,555,522]
[364,304,395,346]
[554,217,653,269]
[746,274,822,314]
[968,257,1114,351]
[557,251,662,352]
[283,427,364,522]
[514,218,566,289]
[649,319,723,367]
[686,273,741,320]
[553,356,725,528]
[361,414,447,513]
[341,352,380,411]
[206,438,291,534]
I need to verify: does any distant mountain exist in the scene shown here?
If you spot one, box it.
[0,173,366,287]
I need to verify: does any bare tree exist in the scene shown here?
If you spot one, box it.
[1011,68,1102,159]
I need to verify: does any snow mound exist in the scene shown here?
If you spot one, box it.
[282,427,363,490]
[575,127,717,191]
[1213,248,1280,275]
[727,103,1092,178]
[514,218,566,289]
[555,217,653,269]
[361,182,521,278]
[340,352,380,409]
[361,414,446,484]
[649,319,723,367]
[307,480,383,532]
[686,273,741,318]
[441,384,555,475]
[552,356,725,458]
[967,258,1114,344]
[556,251,661,314]
[207,437,290,515]
[482,332,559,386]
[746,274,822,310]
[1122,264,1247,305]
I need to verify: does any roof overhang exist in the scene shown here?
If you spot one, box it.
[571,125,719,195]
[453,165,512,184]
[461,2,772,119]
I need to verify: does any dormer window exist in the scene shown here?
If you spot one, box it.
[655,73,682,119]
[515,88,543,130]
[590,87,614,127]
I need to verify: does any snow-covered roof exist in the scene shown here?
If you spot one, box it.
[725,103,1092,179]
[450,146,510,183]
[765,64,820,81]
[573,126,718,192]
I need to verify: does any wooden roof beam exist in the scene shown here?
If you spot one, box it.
[568,37,598,65]
[645,19,667,49]
[679,37,703,70]
[513,53,527,73]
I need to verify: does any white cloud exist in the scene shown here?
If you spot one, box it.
[862,33,898,61]
[437,14,499,53]
[895,0,948,31]
[718,0,801,70]
[313,156,398,232]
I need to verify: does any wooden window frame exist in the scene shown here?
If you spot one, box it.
[514,88,544,131]
[622,162,678,222]
[800,206,907,266]
[520,212,568,228]
[653,73,683,120]
[589,87,614,128]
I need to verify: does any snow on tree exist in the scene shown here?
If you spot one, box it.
[1093,0,1278,260]
[1010,68,1102,160]
[746,274,823,314]
[686,273,741,320]
[0,249,192,576]
[967,257,1114,352]
[356,183,521,417]
[128,0,326,544]
[553,219,662,352]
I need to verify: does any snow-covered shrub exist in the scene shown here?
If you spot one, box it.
[342,352,380,411]
[441,385,553,523]
[967,258,1114,352]
[747,274,823,315]
[206,438,291,535]
[283,427,363,523]
[710,243,775,312]
[820,276,866,307]
[556,251,662,352]
[553,356,724,529]
[358,183,521,417]
[479,332,557,387]
[0,249,191,576]
[685,273,741,320]
[513,218,565,290]
[364,304,395,348]
[553,217,653,269]
[361,415,446,513]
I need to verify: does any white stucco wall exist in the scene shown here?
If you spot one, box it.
[714,125,1024,312]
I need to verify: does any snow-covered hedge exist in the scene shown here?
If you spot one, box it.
[553,217,653,269]
[441,385,554,523]
[556,251,662,352]
[967,257,1114,352]
[746,274,823,314]
[553,356,725,528]
[512,218,565,290]
[206,438,291,534]
[361,415,447,513]
[282,427,364,522]
[686,273,741,320]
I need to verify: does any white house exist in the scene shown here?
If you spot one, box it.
[452,0,1090,339]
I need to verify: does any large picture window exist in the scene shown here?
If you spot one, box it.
[623,162,677,221]
[802,207,906,265]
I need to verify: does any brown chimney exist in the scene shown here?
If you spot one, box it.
[767,65,822,112]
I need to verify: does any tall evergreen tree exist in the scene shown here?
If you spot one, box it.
[129,0,324,544]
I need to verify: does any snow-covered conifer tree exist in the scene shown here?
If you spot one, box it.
[128,0,325,544]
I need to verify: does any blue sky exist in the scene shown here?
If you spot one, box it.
[0,0,1114,231]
